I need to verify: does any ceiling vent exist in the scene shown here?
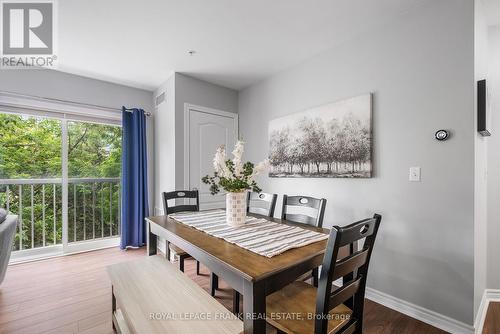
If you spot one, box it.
[155,91,165,106]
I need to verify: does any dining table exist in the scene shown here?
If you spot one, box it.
[146,212,341,334]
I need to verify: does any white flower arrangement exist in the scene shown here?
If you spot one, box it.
[202,140,269,194]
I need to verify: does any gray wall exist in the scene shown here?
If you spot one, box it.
[0,69,155,213]
[0,69,153,111]
[154,74,176,213]
[153,73,238,213]
[487,26,500,290]
[238,0,474,325]
[174,73,238,190]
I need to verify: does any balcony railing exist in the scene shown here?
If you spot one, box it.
[0,178,120,252]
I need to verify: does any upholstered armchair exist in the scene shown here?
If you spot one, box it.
[0,209,18,285]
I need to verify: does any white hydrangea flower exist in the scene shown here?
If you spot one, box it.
[232,140,245,176]
[213,146,231,178]
[252,158,270,178]
[205,141,269,193]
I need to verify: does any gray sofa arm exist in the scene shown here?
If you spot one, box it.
[0,215,18,285]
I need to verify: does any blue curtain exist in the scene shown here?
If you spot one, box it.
[120,107,149,249]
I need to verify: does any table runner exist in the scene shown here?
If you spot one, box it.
[168,209,329,258]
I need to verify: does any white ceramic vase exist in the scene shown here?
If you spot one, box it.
[226,192,247,226]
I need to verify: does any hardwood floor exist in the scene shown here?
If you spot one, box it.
[483,302,500,334]
[0,247,447,334]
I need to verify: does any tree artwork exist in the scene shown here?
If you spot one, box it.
[268,94,372,178]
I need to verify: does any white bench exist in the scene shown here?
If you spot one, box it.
[107,256,243,334]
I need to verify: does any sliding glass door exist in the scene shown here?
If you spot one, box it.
[66,120,121,253]
[0,113,63,256]
[0,112,122,260]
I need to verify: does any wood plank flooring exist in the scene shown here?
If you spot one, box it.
[483,302,500,334]
[0,247,448,334]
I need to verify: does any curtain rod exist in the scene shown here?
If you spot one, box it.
[123,107,152,117]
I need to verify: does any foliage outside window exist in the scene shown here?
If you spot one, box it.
[0,113,122,250]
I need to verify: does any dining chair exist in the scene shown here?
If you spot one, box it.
[247,192,278,217]
[162,190,201,274]
[281,194,327,228]
[282,194,327,286]
[266,214,382,334]
[163,190,220,297]
[232,192,278,314]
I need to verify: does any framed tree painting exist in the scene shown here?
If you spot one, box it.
[268,94,372,178]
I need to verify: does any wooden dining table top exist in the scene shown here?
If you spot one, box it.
[146,213,330,282]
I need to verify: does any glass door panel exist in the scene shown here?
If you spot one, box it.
[0,113,63,256]
[67,121,121,249]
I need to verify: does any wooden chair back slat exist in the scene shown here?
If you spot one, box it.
[281,195,326,228]
[165,205,199,214]
[162,190,199,215]
[247,192,277,217]
[280,213,319,226]
[248,206,272,216]
[314,214,381,334]
[337,321,357,334]
[328,277,361,310]
[332,248,369,281]
[164,190,199,200]
[338,220,376,248]
[282,195,323,208]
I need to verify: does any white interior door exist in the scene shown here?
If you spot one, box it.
[185,104,238,210]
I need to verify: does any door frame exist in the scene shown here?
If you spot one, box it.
[183,103,239,202]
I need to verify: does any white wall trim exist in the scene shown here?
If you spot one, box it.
[365,287,474,334]
[474,289,500,333]
[183,103,239,191]
[0,90,122,124]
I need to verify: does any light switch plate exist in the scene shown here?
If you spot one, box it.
[409,167,421,182]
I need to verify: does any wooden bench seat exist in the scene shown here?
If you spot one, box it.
[107,256,243,334]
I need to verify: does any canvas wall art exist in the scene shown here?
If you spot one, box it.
[268,94,372,178]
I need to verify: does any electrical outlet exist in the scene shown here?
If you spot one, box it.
[409,167,421,182]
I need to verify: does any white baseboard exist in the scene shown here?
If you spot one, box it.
[154,206,164,216]
[475,292,488,334]
[365,287,474,334]
[474,289,500,334]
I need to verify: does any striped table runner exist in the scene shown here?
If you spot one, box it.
[168,209,329,258]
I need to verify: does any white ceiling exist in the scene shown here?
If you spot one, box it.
[483,0,500,26]
[57,0,433,91]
